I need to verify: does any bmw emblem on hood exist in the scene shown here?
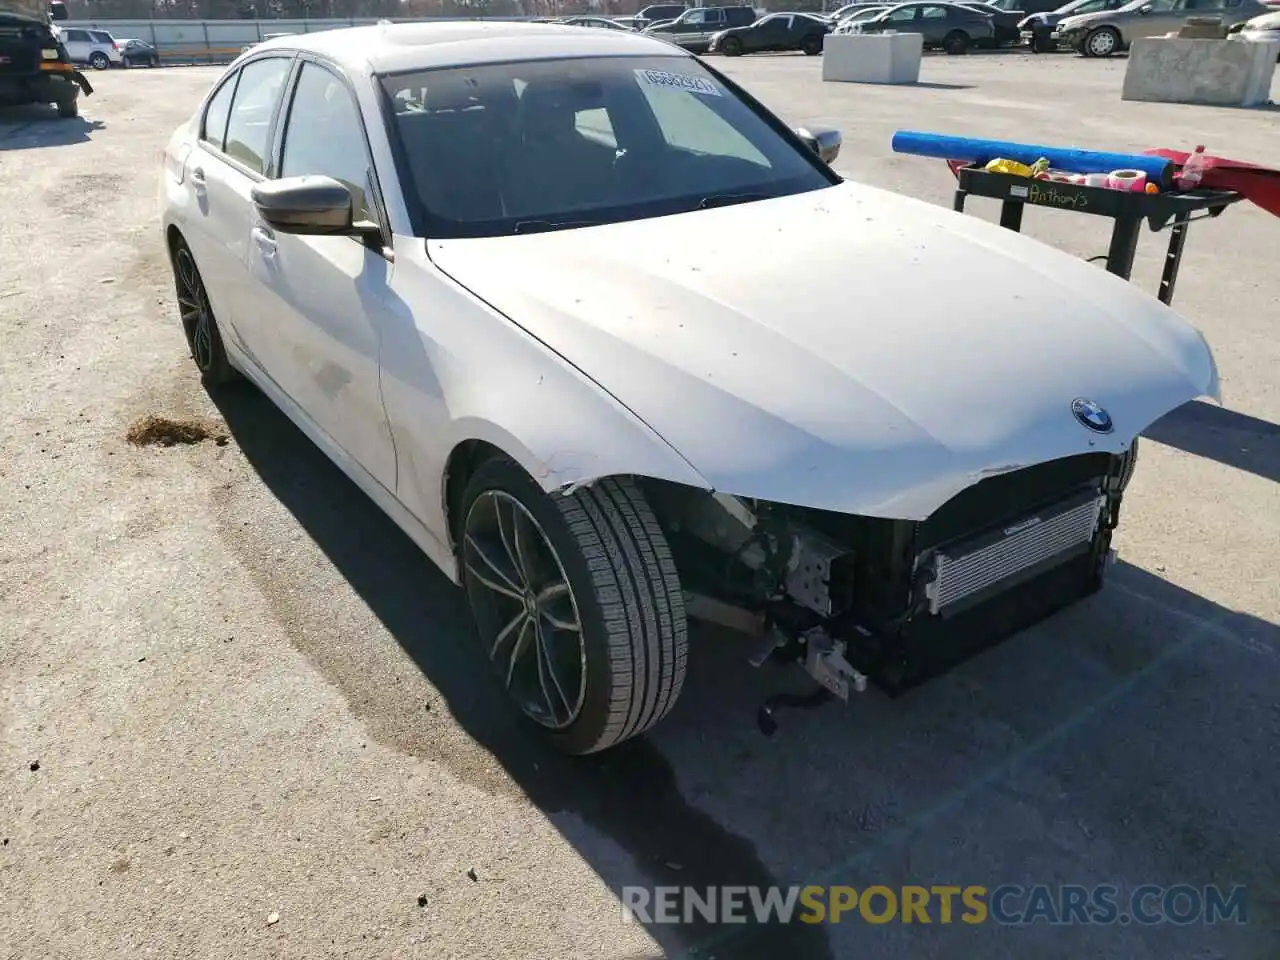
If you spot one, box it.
[1071,398,1113,434]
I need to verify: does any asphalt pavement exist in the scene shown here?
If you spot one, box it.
[1,54,1277,960]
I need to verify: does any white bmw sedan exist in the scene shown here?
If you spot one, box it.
[162,22,1218,753]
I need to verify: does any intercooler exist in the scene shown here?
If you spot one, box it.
[922,489,1107,618]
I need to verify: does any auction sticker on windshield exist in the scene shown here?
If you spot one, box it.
[634,68,723,96]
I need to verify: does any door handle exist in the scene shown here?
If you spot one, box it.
[251,226,277,257]
[189,166,206,189]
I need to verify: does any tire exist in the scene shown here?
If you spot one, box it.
[801,33,823,55]
[1083,26,1119,57]
[57,98,78,118]
[942,30,970,54]
[89,51,109,70]
[152,55,160,67]
[721,35,743,56]
[170,238,238,386]
[459,458,688,755]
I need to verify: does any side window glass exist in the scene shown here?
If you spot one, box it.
[65,29,87,41]
[201,73,237,151]
[91,32,111,43]
[279,61,373,220]
[224,57,291,175]
[921,5,949,17]
[227,56,294,176]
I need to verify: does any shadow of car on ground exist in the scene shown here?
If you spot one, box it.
[0,107,103,150]
[208,382,1280,959]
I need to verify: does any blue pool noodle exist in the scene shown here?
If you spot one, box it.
[890,131,1174,186]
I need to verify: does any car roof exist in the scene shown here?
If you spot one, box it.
[253,20,692,75]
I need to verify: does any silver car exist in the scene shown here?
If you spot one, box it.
[1057,0,1271,56]
[1232,8,1280,53]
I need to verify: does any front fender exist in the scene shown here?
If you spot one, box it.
[379,245,712,574]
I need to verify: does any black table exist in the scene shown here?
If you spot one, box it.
[951,165,1242,306]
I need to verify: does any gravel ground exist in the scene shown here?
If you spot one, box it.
[1,53,1278,960]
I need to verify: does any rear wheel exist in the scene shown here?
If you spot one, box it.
[942,30,970,54]
[459,458,688,755]
[801,33,823,55]
[89,51,109,70]
[721,35,743,55]
[171,238,237,386]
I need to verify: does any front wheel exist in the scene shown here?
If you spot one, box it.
[1083,26,1119,57]
[801,33,823,55]
[721,35,743,55]
[56,98,78,118]
[459,459,688,755]
[942,30,970,54]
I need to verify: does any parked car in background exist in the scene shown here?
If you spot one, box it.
[1057,0,1270,56]
[1018,0,1129,50]
[1230,7,1280,50]
[708,11,833,53]
[240,32,295,54]
[118,37,160,66]
[0,10,91,116]
[825,0,891,19]
[855,1,997,51]
[55,25,120,69]
[644,5,758,51]
[561,15,634,29]
[831,5,892,29]
[957,0,1025,40]
[634,2,689,28]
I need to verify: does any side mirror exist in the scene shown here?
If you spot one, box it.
[250,175,381,241]
[796,125,842,165]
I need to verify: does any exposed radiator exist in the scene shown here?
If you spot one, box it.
[924,491,1106,617]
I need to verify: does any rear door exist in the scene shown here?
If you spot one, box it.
[184,55,294,368]
[59,27,90,62]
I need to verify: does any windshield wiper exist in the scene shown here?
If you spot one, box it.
[513,219,603,235]
[697,192,772,210]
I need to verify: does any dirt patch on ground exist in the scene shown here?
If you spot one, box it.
[125,414,228,448]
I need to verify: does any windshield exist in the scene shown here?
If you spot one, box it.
[381,55,836,239]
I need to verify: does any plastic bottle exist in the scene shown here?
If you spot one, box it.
[1178,144,1207,190]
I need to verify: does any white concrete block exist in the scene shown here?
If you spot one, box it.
[822,32,923,85]
[1122,36,1280,107]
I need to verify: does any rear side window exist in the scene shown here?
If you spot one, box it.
[223,57,292,175]
[91,31,112,43]
[201,74,236,151]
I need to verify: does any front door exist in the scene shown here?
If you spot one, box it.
[241,58,397,489]
[1129,0,1186,38]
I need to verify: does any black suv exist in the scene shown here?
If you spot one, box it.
[644,5,759,52]
[0,11,92,118]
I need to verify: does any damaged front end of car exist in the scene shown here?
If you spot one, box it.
[638,441,1139,731]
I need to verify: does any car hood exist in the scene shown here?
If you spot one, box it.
[427,182,1219,520]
